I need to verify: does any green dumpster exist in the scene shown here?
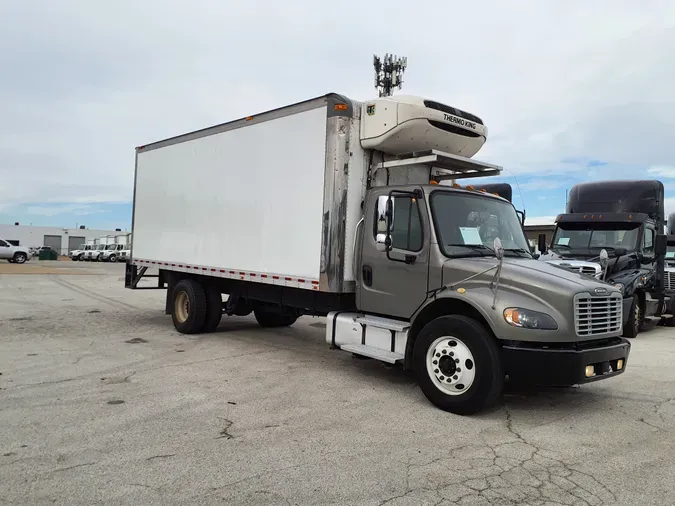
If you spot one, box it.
[39,249,58,261]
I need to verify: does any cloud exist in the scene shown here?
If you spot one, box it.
[19,204,108,217]
[0,0,674,228]
[519,179,570,191]
[648,166,675,179]
[525,216,558,226]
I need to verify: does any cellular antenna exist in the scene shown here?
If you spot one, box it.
[373,53,408,97]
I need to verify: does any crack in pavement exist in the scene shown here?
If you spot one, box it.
[375,406,617,506]
[217,419,234,440]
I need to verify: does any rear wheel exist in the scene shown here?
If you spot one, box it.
[171,279,207,334]
[413,315,504,415]
[202,285,223,333]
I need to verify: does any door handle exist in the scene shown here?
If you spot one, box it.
[362,265,373,287]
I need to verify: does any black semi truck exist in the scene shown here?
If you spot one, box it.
[538,180,668,338]
[663,212,675,326]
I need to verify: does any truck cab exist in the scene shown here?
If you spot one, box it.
[100,243,126,263]
[539,180,668,338]
[69,244,91,261]
[85,244,107,261]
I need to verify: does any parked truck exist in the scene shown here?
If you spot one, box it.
[539,180,668,338]
[662,212,675,326]
[125,93,631,415]
[69,243,92,261]
[100,235,129,263]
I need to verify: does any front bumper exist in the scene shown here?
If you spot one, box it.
[502,337,630,386]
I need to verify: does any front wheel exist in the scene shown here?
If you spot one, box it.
[13,252,27,264]
[108,255,117,263]
[622,294,641,338]
[413,315,504,416]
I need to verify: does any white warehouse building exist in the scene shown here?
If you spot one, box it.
[0,223,129,256]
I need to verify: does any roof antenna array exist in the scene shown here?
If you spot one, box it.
[373,53,407,97]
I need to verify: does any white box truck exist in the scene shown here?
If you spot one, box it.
[126,93,631,414]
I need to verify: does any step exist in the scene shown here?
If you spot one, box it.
[355,315,410,332]
[340,344,404,364]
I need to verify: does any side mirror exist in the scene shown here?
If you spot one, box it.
[614,247,627,257]
[537,233,547,254]
[375,233,387,252]
[493,237,504,260]
[376,195,395,253]
[655,233,667,257]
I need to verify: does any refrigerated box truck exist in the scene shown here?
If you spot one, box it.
[126,93,631,415]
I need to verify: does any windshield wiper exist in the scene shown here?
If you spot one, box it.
[551,244,571,250]
[446,244,496,257]
[504,248,532,257]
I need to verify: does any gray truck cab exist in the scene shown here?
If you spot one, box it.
[331,151,630,415]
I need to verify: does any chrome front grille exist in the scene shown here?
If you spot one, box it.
[547,260,602,278]
[574,292,623,337]
[665,270,675,290]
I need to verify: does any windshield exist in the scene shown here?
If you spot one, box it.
[667,246,675,259]
[551,224,639,254]
[107,245,116,250]
[430,191,531,258]
[97,245,106,250]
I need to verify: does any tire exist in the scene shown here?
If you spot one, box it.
[12,252,27,264]
[171,279,208,334]
[254,307,298,328]
[108,255,117,263]
[622,294,640,338]
[202,285,223,333]
[413,315,504,416]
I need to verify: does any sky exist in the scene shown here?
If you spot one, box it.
[1,0,674,230]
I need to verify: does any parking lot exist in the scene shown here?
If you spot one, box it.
[1,262,675,505]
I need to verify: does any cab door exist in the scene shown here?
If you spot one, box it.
[357,187,431,319]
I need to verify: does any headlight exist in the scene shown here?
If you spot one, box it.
[614,283,624,294]
[503,307,558,330]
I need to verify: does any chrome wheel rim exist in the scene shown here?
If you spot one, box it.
[426,336,476,395]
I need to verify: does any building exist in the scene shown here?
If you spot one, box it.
[524,223,556,249]
[0,223,129,256]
